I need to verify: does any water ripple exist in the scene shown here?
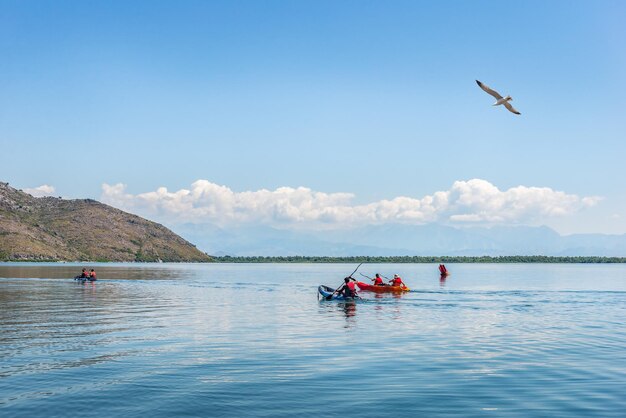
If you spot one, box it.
[1,263,626,417]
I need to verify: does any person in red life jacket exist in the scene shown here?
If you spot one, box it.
[75,268,89,280]
[371,273,385,286]
[337,277,358,298]
[439,264,448,275]
[89,269,97,281]
[390,274,406,288]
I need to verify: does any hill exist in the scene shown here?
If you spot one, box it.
[0,182,211,262]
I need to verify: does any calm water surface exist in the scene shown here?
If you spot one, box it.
[1,263,625,417]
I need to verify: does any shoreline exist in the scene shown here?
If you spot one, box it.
[211,255,626,263]
[2,255,626,264]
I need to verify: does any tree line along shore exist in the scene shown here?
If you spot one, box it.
[3,255,625,263]
[211,255,626,263]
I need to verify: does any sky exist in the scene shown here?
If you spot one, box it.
[1,1,625,235]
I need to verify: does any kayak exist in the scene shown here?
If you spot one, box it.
[74,277,97,282]
[356,281,410,293]
[318,285,358,301]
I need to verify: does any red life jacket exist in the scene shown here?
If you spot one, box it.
[90,271,96,278]
[392,277,403,286]
[374,277,383,285]
[346,281,356,291]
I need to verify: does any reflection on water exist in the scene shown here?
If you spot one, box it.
[341,301,356,318]
[1,262,626,418]
[319,301,358,328]
[440,274,448,288]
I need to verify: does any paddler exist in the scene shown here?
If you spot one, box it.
[390,274,406,288]
[336,277,358,298]
[439,264,448,275]
[75,268,89,280]
[89,269,97,281]
[371,273,385,286]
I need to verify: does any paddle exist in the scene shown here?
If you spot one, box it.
[327,263,363,300]
[359,273,374,281]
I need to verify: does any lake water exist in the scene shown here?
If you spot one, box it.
[1,263,625,417]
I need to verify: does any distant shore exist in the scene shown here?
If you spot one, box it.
[211,255,626,263]
[2,255,625,263]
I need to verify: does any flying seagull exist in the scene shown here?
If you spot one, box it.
[476,80,521,115]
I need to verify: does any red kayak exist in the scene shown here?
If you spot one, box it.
[356,281,410,293]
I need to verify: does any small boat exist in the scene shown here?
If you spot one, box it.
[356,281,410,293]
[318,285,358,301]
[74,277,96,282]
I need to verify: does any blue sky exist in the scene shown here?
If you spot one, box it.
[1,1,625,234]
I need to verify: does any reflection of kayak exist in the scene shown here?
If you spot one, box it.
[318,285,358,301]
[356,281,410,292]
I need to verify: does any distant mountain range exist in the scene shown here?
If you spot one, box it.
[0,182,211,262]
[173,223,626,257]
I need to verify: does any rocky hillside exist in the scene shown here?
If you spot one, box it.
[0,182,211,262]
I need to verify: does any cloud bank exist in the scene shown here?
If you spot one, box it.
[100,179,600,229]
[23,184,56,197]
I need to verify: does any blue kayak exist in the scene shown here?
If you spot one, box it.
[318,285,358,301]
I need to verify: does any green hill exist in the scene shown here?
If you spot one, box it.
[0,182,211,262]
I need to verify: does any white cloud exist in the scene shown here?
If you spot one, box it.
[100,179,600,228]
[23,184,56,197]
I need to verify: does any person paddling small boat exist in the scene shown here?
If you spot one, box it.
[75,268,97,282]
[336,277,358,299]
[319,263,363,301]
[75,268,89,280]
[372,273,385,286]
[390,274,407,288]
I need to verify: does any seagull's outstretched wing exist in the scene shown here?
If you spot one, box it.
[504,102,521,115]
[476,80,503,100]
